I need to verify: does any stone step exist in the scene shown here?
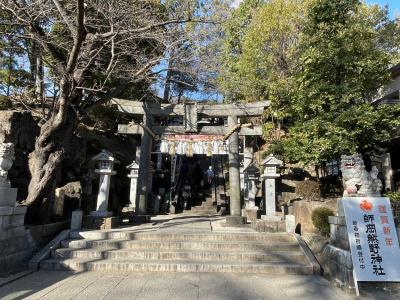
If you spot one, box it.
[191,206,214,209]
[52,248,308,264]
[40,258,313,274]
[61,239,301,252]
[190,208,215,213]
[69,231,295,242]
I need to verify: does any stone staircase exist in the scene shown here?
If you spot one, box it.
[189,195,216,214]
[39,230,316,274]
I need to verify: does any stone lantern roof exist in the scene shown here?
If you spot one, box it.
[92,149,120,164]
[126,161,139,170]
[243,162,259,173]
[261,154,283,166]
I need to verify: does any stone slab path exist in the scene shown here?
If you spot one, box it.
[0,270,393,300]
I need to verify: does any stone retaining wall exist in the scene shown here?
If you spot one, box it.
[28,221,70,249]
[0,208,70,273]
[0,206,35,273]
[324,214,354,287]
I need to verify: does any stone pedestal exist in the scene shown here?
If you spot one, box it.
[261,215,283,222]
[251,219,286,232]
[285,214,296,233]
[83,216,121,230]
[226,215,247,226]
[71,210,83,231]
[128,215,152,224]
[242,208,261,222]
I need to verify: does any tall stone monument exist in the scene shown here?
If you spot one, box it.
[261,154,283,221]
[90,150,119,217]
[127,161,139,211]
[243,163,260,209]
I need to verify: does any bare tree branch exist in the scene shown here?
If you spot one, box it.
[52,0,77,37]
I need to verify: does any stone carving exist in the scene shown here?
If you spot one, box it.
[341,154,383,197]
[0,143,15,188]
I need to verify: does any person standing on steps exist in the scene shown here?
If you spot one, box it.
[205,166,214,185]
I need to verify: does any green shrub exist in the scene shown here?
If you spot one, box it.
[0,96,12,110]
[319,176,343,198]
[385,191,400,202]
[295,180,321,201]
[311,207,334,237]
[385,191,400,218]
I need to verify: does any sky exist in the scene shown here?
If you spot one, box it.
[366,0,400,18]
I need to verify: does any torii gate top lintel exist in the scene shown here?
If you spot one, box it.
[111,98,270,117]
[111,98,270,137]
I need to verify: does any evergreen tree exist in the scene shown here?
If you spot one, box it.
[281,0,400,164]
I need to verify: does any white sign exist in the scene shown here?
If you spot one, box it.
[342,197,400,282]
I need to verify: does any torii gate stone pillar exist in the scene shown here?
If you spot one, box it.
[137,114,153,215]
[226,115,246,225]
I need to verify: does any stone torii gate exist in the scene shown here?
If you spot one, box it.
[111,98,269,225]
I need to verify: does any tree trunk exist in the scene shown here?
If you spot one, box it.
[35,52,44,97]
[23,108,77,222]
[6,52,12,97]
[28,41,38,99]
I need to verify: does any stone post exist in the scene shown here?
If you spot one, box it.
[127,161,139,211]
[226,116,246,225]
[261,154,283,221]
[380,153,394,191]
[90,150,119,217]
[137,114,153,215]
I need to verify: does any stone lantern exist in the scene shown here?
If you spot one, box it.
[127,161,139,211]
[243,163,260,209]
[90,150,119,217]
[261,154,283,220]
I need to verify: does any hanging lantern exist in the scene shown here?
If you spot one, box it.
[206,141,212,157]
[218,141,225,154]
[186,141,194,157]
[169,141,176,156]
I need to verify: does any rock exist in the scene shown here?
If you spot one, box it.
[0,111,39,201]
[59,181,82,199]
[293,199,337,235]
